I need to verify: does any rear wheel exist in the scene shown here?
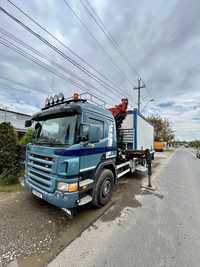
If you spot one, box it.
[92,169,114,208]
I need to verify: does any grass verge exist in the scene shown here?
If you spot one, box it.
[0,183,23,192]
[165,149,174,154]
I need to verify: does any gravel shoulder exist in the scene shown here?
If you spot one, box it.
[0,152,169,267]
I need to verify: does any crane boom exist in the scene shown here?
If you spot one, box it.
[108,98,128,128]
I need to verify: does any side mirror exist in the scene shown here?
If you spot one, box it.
[35,122,41,130]
[25,120,32,127]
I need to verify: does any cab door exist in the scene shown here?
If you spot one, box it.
[79,114,106,175]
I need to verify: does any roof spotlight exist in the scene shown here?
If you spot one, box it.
[49,96,54,105]
[54,94,59,103]
[58,92,64,102]
[45,97,50,107]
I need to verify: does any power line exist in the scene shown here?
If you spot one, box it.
[0,37,120,103]
[81,0,154,103]
[0,27,125,103]
[0,81,30,93]
[0,28,99,94]
[63,0,133,87]
[0,76,43,93]
[81,0,118,48]
[0,38,88,93]
[145,85,153,98]
[80,0,140,78]
[82,3,117,49]
[0,82,31,94]
[5,0,128,97]
[0,38,82,89]
[0,6,132,101]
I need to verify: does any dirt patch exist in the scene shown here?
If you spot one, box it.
[0,190,112,267]
[0,192,70,266]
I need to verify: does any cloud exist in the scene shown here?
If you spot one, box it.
[0,0,200,140]
[158,101,175,108]
[147,91,200,140]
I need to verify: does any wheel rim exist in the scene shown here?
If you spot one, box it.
[102,179,111,198]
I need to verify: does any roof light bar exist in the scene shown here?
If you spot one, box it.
[44,92,65,108]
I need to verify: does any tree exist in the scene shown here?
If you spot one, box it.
[0,122,19,185]
[190,140,200,148]
[147,115,175,143]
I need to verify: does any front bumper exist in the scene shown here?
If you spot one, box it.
[24,178,79,209]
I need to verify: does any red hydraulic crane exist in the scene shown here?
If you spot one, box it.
[108,98,128,128]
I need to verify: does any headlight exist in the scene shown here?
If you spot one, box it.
[57,182,78,192]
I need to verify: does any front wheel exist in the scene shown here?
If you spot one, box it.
[92,169,114,208]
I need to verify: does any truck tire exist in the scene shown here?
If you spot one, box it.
[92,169,114,208]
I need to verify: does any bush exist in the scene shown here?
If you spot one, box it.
[0,168,18,185]
[18,128,33,145]
[0,122,19,185]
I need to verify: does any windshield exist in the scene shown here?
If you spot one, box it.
[34,115,77,146]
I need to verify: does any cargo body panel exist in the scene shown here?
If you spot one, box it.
[120,109,154,151]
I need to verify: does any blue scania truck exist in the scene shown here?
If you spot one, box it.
[24,93,154,216]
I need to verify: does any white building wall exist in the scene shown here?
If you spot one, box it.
[0,109,31,132]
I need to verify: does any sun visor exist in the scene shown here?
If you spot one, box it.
[32,105,81,121]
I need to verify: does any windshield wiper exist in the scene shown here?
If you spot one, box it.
[35,141,64,146]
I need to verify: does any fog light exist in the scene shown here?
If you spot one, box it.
[68,183,78,192]
[57,182,78,192]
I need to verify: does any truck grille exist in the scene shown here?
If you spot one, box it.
[27,153,55,192]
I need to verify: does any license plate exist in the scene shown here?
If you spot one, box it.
[32,189,42,199]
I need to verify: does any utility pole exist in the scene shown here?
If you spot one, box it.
[134,78,146,112]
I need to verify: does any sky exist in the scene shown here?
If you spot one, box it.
[0,0,200,141]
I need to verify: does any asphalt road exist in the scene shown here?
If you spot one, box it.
[49,148,200,267]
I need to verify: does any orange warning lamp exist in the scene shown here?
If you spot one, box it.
[73,92,80,101]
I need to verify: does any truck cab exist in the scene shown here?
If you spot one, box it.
[25,93,118,214]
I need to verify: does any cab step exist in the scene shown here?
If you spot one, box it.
[79,179,94,187]
[78,195,92,206]
[135,165,147,172]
